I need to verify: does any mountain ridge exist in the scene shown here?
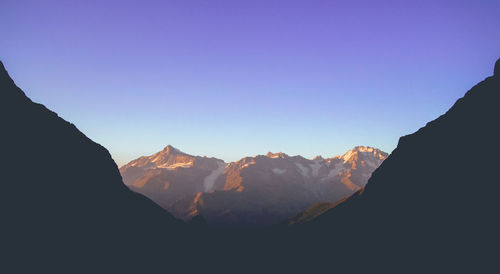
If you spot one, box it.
[120,145,387,226]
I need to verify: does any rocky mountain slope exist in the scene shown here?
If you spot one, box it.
[282,59,500,271]
[0,61,187,272]
[121,145,387,226]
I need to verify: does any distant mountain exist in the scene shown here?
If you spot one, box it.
[120,145,387,226]
[282,59,500,271]
[120,145,226,219]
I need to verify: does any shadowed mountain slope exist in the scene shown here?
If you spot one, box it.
[285,58,500,271]
[0,61,188,272]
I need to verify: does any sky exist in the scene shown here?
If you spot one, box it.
[1,0,499,166]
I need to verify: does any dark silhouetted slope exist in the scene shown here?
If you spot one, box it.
[0,61,188,272]
[286,202,338,226]
[287,59,500,271]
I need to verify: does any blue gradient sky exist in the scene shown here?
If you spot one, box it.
[1,0,499,166]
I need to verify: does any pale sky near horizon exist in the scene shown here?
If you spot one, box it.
[1,0,499,166]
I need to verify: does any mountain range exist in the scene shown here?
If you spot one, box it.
[2,58,499,272]
[120,145,387,226]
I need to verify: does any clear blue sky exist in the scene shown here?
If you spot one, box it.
[1,0,499,166]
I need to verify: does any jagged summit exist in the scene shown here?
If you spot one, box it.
[337,146,388,164]
[313,155,325,162]
[266,152,288,159]
[161,145,183,155]
[120,144,225,187]
[351,145,377,152]
[121,145,387,225]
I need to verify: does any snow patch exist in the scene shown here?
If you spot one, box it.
[272,168,287,175]
[324,163,346,180]
[357,146,374,153]
[151,154,162,163]
[309,163,322,177]
[341,150,354,163]
[157,161,194,169]
[242,162,255,168]
[295,163,309,177]
[203,161,226,192]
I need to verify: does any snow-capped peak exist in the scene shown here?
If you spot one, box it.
[266,152,288,159]
[161,145,183,155]
[338,146,388,165]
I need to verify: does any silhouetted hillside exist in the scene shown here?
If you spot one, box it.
[0,61,189,272]
[286,58,500,271]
